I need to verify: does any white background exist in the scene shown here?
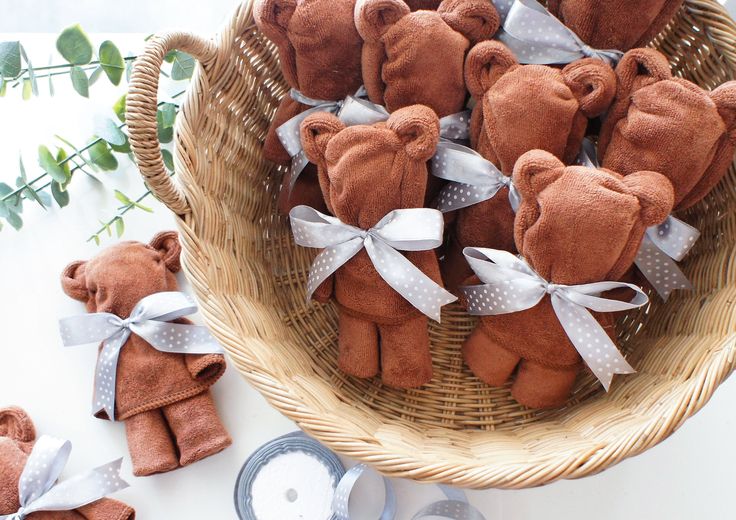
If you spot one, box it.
[1,2,736,519]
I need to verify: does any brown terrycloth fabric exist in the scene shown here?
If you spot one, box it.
[0,407,135,520]
[61,232,231,476]
[255,0,364,213]
[442,40,616,292]
[301,105,444,388]
[463,150,674,409]
[599,48,736,210]
[547,0,685,51]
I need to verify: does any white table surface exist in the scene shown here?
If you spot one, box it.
[1,3,736,518]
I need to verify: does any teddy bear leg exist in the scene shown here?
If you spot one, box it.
[124,409,179,476]
[512,360,578,409]
[462,326,521,386]
[338,312,380,379]
[378,316,433,388]
[440,238,473,294]
[162,390,232,467]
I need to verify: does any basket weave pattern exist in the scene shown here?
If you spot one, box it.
[127,0,736,488]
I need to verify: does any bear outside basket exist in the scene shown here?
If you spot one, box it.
[126,0,736,489]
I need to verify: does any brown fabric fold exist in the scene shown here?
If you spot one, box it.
[60,232,231,476]
[463,150,674,409]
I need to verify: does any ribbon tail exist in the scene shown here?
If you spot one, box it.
[305,239,365,302]
[131,321,224,355]
[92,334,127,421]
[332,464,396,520]
[635,236,693,301]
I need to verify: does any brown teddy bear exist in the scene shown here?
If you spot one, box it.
[60,232,231,477]
[299,105,448,388]
[599,48,736,211]
[0,407,135,520]
[254,0,365,214]
[462,150,674,409]
[441,40,616,292]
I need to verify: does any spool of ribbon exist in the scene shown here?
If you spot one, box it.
[430,141,521,213]
[461,247,647,390]
[289,205,457,322]
[233,431,487,520]
[576,138,700,300]
[497,0,623,65]
[0,435,128,520]
[58,291,225,420]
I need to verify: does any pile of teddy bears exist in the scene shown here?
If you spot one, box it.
[255,0,736,409]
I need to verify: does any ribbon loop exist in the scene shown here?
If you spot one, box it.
[461,247,643,390]
[290,205,457,321]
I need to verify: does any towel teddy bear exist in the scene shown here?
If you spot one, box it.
[547,0,685,51]
[462,150,674,409]
[0,407,135,520]
[300,105,444,388]
[60,232,232,477]
[254,0,364,214]
[441,40,616,292]
[599,48,736,210]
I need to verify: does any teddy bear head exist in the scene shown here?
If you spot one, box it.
[300,105,440,229]
[254,0,364,100]
[513,150,675,286]
[61,232,182,319]
[600,48,736,210]
[355,0,499,117]
[547,0,684,51]
[465,41,616,174]
[0,407,36,515]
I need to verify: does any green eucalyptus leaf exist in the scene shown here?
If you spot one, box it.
[18,155,27,182]
[87,140,118,171]
[0,78,6,97]
[38,145,68,183]
[99,40,124,85]
[170,51,195,80]
[95,117,126,146]
[133,200,153,213]
[51,181,70,207]
[5,211,22,230]
[70,66,89,97]
[125,54,133,83]
[22,79,32,100]
[55,148,72,187]
[23,186,46,209]
[113,94,126,123]
[157,109,174,144]
[92,234,100,245]
[88,65,103,86]
[18,44,38,96]
[159,102,177,128]
[0,41,21,77]
[161,148,174,171]
[114,190,132,205]
[56,24,93,65]
[109,135,131,154]
[37,191,52,207]
[114,216,125,237]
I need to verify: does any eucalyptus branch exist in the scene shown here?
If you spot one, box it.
[88,182,163,244]
[7,56,137,83]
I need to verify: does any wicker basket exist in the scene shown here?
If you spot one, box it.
[126,0,736,489]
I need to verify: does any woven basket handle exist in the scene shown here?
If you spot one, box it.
[127,32,217,215]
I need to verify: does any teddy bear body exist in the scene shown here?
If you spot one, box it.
[61,233,231,476]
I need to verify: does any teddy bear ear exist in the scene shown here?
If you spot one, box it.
[387,104,440,161]
[711,81,736,142]
[623,170,675,227]
[464,40,518,99]
[61,260,89,302]
[300,112,345,165]
[512,149,565,200]
[562,59,617,118]
[614,48,672,99]
[254,0,297,45]
[0,407,36,443]
[150,231,182,272]
[438,0,500,44]
[355,0,411,42]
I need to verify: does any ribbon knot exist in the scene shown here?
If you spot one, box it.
[544,282,560,295]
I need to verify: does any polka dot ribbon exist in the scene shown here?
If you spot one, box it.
[0,435,128,520]
[58,291,224,421]
[497,0,623,66]
[461,247,647,391]
[289,205,457,322]
[431,141,521,213]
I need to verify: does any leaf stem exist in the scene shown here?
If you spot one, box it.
[8,56,138,82]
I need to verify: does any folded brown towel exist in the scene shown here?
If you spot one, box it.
[300,105,444,388]
[60,232,231,476]
[599,48,736,210]
[0,407,135,520]
[547,0,685,51]
[463,150,674,409]
[442,40,616,292]
[255,0,364,214]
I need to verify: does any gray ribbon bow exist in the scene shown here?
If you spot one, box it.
[0,436,128,520]
[461,247,647,390]
[59,291,224,421]
[431,142,521,213]
[289,205,457,322]
[576,138,699,300]
[498,0,624,65]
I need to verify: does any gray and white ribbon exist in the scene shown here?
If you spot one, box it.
[431,142,520,213]
[0,435,128,520]
[497,0,623,65]
[59,291,224,421]
[289,205,457,322]
[461,247,646,390]
[576,137,599,168]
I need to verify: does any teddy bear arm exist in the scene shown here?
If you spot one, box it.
[168,318,227,382]
[76,498,135,520]
[312,275,335,304]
